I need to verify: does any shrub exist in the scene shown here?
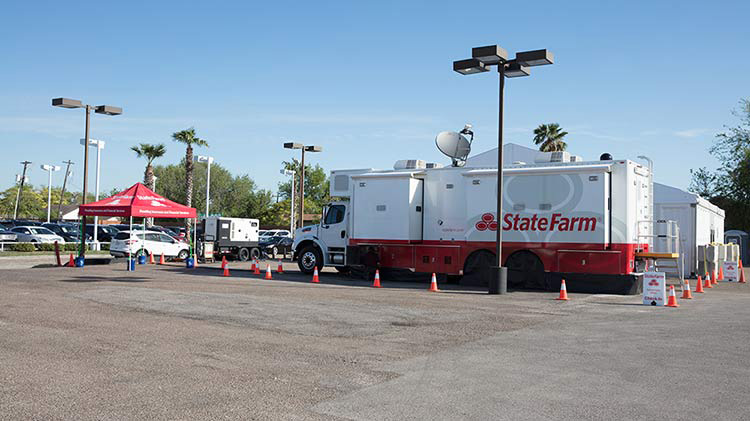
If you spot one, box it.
[64,243,78,252]
[100,243,110,251]
[10,243,35,252]
[39,243,56,252]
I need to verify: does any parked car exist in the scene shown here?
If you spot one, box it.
[0,229,17,242]
[264,229,292,238]
[165,226,186,237]
[260,236,294,259]
[2,220,43,227]
[42,223,91,243]
[10,226,65,244]
[84,225,119,242]
[110,230,190,259]
[110,224,144,232]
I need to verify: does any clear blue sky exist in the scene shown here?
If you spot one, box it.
[1,0,748,197]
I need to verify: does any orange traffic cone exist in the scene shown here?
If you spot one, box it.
[695,276,705,293]
[681,279,693,299]
[149,252,155,264]
[159,253,166,265]
[711,270,718,285]
[704,272,713,289]
[372,269,382,288]
[311,266,320,283]
[666,285,679,307]
[277,260,284,274]
[265,264,273,280]
[68,253,75,267]
[719,266,724,281]
[223,265,230,277]
[253,260,260,275]
[250,260,256,272]
[556,279,570,301]
[740,259,746,284]
[428,273,439,292]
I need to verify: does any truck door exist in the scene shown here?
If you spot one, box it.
[319,204,347,264]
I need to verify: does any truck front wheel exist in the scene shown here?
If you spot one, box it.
[298,245,322,274]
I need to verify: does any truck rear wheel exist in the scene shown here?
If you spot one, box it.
[238,247,250,261]
[506,250,545,290]
[250,248,261,261]
[462,250,495,287]
[298,245,322,274]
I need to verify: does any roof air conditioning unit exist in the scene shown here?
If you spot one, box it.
[425,162,444,169]
[534,151,571,163]
[394,159,426,170]
[570,155,583,162]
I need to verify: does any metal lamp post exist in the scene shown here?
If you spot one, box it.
[281,169,295,234]
[52,98,121,258]
[283,143,322,229]
[453,46,554,295]
[40,164,61,223]
[81,138,105,248]
[195,155,214,217]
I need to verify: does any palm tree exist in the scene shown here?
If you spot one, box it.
[131,143,166,190]
[131,143,166,227]
[533,123,568,152]
[172,127,208,242]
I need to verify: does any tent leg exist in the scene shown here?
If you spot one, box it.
[128,216,132,271]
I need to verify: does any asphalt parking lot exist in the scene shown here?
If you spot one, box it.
[1,259,749,420]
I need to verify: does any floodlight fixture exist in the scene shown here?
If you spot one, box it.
[472,45,508,65]
[504,61,531,78]
[284,142,303,149]
[515,49,554,66]
[304,145,322,152]
[453,58,489,75]
[95,105,122,115]
[52,98,83,109]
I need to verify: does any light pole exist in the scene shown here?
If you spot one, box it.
[40,164,61,223]
[281,169,295,234]
[283,143,322,229]
[195,155,214,217]
[13,161,32,220]
[81,138,105,248]
[453,46,554,295]
[52,98,121,257]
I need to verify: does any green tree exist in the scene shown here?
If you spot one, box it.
[171,128,208,241]
[278,159,330,221]
[689,99,750,231]
[130,143,166,191]
[0,185,46,219]
[533,123,569,152]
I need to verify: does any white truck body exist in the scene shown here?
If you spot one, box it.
[653,182,725,276]
[294,157,654,294]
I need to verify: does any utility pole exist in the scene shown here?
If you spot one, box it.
[13,161,32,220]
[58,160,74,220]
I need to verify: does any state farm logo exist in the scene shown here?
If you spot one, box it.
[475,213,498,231]
[648,279,659,286]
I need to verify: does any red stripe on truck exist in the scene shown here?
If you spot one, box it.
[349,239,646,275]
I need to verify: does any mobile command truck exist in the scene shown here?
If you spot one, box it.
[202,216,261,261]
[292,156,655,294]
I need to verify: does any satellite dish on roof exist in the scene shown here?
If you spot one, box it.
[436,130,472,167]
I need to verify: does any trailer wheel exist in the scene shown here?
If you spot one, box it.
[505,251,545,290]
[298,245,322,274]
[238,247,251,261]
[462,250,496,287]
[250,248,261,261]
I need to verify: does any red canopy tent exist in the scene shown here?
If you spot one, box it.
[79,182,196,219]
[79,183,197,263]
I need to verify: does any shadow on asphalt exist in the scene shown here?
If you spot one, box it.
[62,276,150,283]
[161,265,490,294]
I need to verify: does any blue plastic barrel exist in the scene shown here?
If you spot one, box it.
[129,259,136,271]
[74,257,85,268]
[185,257,194,268]
[138,254,147,265]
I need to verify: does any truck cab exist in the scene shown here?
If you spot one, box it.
[292,201,350,273]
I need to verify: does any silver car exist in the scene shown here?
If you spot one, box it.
[10,226,65,244]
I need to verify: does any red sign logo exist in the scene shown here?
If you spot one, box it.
[475,213,498,231]
[648,279,659,286]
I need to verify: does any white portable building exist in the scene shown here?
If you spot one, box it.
[653,183,725,276]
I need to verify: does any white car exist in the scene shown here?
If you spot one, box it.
[262,229,292,239]
[10,226,65,244]
[110,230,190,260]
